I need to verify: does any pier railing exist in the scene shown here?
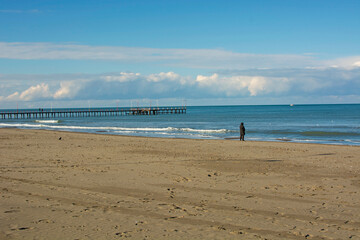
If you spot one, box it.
[0,107,186,119]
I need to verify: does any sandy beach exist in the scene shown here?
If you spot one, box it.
[0,128,359,239]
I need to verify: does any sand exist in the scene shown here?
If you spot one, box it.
[0,128,359,240]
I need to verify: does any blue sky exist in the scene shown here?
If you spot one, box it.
[0,0,359,108]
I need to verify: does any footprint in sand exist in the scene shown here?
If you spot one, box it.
[115,231,132,237]
[4,209,20,213]
[167,188,176,198]
[175,176,191,182]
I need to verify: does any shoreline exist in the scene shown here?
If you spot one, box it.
[35,128,360,147]
[2,127,359,147]
[1,128,359,239]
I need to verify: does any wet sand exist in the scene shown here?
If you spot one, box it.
[0,128,359,239]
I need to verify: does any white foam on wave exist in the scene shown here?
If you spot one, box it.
[345,139,360,143]
[113,130,137,134]
[53,126,177,131]
[34,120,60,124]
[0,123,45,128]
[59,125,228,134]
[0,123,228,134]
[180,127,227,133]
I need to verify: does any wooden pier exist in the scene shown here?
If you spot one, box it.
[0,107,186,120]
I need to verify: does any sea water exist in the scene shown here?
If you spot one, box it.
[0,104,359,145]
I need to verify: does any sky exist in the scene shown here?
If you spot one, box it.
[0,0,360,108]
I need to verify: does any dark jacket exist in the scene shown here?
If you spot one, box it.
[240,124,245,135]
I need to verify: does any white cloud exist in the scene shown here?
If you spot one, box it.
[148,72,178,82]
[54,81,82,99]
[102,72,141,82]
[196,74,290,96]
[5,92,20,101]
[353,61,360,68]
[325,56,360,69]
[100,71,192,85]
[3,82,81,101]
[12,83,51,101]
[147,72,192,85]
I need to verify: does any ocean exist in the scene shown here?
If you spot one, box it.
[0,104,359,145]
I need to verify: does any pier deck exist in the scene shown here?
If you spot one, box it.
[0,107,186,119]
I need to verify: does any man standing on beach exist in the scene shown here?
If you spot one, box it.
[240,122,245,141]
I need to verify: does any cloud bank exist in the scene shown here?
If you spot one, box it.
[1,67,359,105]
[5,83,51,101]
[196,74,290,96]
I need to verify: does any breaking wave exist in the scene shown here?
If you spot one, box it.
[34,120,61,124]
[0,123,228,134]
